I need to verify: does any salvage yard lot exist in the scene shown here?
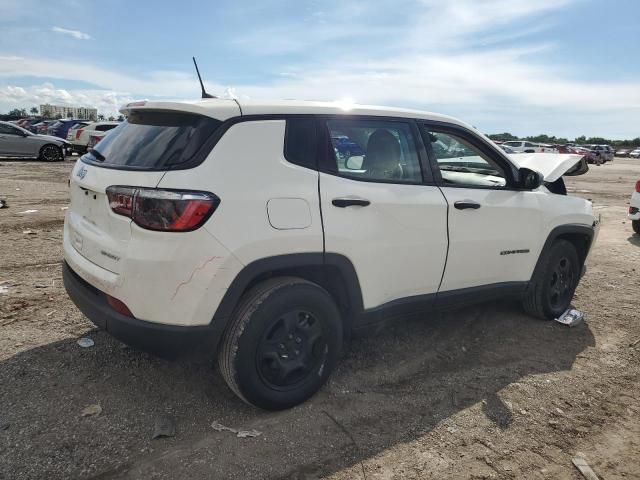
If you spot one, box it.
[1,157,639,479]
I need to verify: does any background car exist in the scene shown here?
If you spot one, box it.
[87,131,107,150]
[47,119,89,139]
[0,120,69,161]
[586,145,613,162]
[67,121,119,154]
[31,120,55,134]
[501,141,556,153]
[499,144,517,154]
[331,135,365,158]
[573,146,601,164]
[629,148,640,159]
[615,148,630,157]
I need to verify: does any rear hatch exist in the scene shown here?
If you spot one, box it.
[67,106,231,273]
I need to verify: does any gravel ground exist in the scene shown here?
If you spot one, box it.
[0,156,639,479]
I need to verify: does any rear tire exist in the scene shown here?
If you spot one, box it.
[218,277,342,410]
[39,144,63,162]
[633,220,640,235]
[523,240,580,320]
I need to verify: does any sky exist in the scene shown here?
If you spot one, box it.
[0,0,639,138]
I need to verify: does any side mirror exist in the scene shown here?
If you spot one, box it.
[519,168,544,189]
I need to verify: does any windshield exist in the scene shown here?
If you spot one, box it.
[82,110,222,170]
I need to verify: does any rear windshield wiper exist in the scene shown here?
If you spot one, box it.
[88,149,106,162]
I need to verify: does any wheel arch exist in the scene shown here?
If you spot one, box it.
[211,253,364,338]
[532,224,595,280]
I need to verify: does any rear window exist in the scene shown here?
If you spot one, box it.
[83,110,221,170]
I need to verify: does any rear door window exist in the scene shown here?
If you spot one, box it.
[324,119,423,184]
[83,111,221,170]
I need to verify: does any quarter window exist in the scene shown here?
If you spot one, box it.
[425,130,506,188]
[325,119,422,183]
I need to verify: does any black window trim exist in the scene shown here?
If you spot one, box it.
[419,121,522,191]
[283,115,321,171]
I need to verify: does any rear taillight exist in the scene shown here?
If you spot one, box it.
[106,186,135,216]
[636,180,640,193]
[106,186,219,232]
[88,135,102,148]
[76,128,84,140]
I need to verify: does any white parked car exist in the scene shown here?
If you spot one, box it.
[502,141,556,153]
[629,180,640,235]
[629,149,640,159]
[67,121,120,154]
[63,99,599,409]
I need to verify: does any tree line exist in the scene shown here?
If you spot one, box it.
[488,132,640,148]
[0,107,124,122]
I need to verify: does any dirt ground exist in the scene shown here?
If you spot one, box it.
[1,156,639,480]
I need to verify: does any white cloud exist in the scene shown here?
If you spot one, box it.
[0,83,134,117]
[51,26,91,40]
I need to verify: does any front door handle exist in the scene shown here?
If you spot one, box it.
[332,198,371,208]
[454,200,481,210]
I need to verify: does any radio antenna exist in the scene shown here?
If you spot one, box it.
[192,57,216,99]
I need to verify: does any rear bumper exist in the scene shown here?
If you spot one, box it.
[62,261,225,357]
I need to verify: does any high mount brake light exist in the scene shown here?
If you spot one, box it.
[106,186,219,232]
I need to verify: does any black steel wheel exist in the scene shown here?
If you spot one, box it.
[633,220,640,235]
[257,309,328,390]
[219,277,342,410]
[39,144,63,162]
[523,239,580,319]
[547,255,575,312]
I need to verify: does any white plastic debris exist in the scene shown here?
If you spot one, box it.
[18,209,38,214]
[0,286,9,295]
[77,337,95,348]
[554,307,585,327]
[211,421,262,438]
[22,229,37,235]
[81,404,102,417]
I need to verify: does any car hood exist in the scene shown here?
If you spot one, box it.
[507,153,588,182]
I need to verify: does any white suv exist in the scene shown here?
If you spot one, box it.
[63,99,599,409]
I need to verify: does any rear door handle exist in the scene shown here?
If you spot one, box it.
[454,200,481,210]
[332,198,371,208]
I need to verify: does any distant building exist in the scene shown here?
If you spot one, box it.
[40,104,97,120]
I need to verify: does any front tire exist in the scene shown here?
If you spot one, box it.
[633,220,640,235]
[523,240,580,320]
[218,277,342,410]
[39,144,63,162]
